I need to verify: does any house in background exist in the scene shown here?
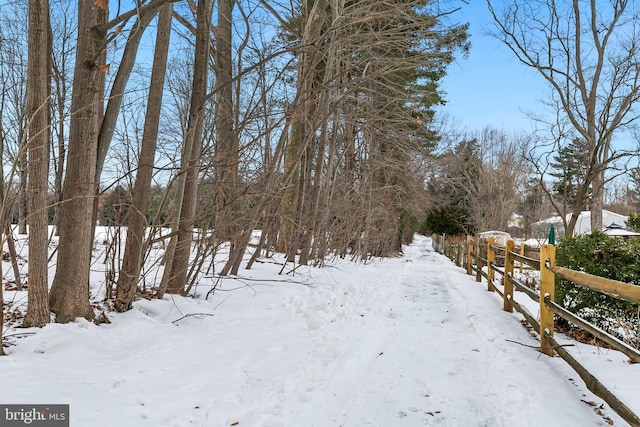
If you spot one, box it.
[603,223,640,238]
[531,209,629,240]
[506,213,524,239]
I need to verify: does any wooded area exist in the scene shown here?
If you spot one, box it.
[0,0,469,324]
[5,0,640,333]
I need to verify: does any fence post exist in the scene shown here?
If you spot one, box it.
[443,234,448,257]
[487,237,495,292]
[540,244,556,356]
[504,240,514,312]
[475,236,482,282]
[519,243,525,274]
[466,235,472,275]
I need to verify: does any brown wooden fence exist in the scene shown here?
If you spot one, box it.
[433,234,640,427]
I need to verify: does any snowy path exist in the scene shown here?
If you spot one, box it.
[261,235,613,426]
[1,234,625,426]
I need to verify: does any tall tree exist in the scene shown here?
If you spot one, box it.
[273,0,468,261]
[0,4,29,232]
[215,0,242,275]
[429,128,527,232]
[115,2,173,312]
[489,0,640,236]
[91,1,170,240]
[0,254,3,355]
[549,138,591,213]
[22,0,51,328]
[627,167,640,213]
[49,0,108,322]
[49,1,77,234]
[518,176,554,238]
[160,0,212,295]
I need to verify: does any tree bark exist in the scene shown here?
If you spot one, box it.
[18,150,28,235]
[0,253,3,354]
[49,0,108,323]
[22,0,51,328]
[89,5,158,243]
[161,0,211,295]
[216,0,241,275]
[277,0,326,261]
[115,2,173,312]
[591,169,604,233]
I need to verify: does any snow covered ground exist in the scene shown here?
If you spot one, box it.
[1,233,638,426]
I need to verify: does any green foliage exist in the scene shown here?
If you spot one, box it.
[628,168,640,212]
[100,185,131,226]
[146,185,170,226]
[626,212,640,232]
[423,205,475,236]
[549,138,591,210]
[556,232,640,346]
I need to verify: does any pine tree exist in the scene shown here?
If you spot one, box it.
[627,167,640,213]
[549,138,591,212]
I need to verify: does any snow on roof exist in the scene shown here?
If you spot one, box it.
[603,223,640,236]
[532,209,629,235]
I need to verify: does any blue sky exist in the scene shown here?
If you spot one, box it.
[436,0,548,133]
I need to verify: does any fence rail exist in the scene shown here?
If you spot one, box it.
[433,233,640,427]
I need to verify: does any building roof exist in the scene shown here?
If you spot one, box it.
[532,209,629,235]
[603,223,640,236]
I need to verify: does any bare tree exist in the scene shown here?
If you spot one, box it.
[115,2,173,312]
[0,4,29,232]
[427,127,530,233]
[49,0,108,322]
[215,0,242,275]
[92,0,172,237]
[50,0,77,233]
[489,0,640,235]
[472,128,529,231]
[0,257,3,355]
[160,0,212,296]
[22,0,51,328]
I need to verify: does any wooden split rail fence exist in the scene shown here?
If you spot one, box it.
[433,234,640,427]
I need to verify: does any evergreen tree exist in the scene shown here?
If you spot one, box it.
[627,167,640,213]
[549,138,590,211]
[424,205,475,236]
[100,185,131,227]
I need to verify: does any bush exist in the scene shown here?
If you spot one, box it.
[555,232,640,348]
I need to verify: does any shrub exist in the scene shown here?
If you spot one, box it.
[555,232,640,348]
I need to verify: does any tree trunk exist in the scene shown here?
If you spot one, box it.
[0,214,3,354]
[115,2,172,312]
[89,6,158,243]
[49,0,108,323]
[51,76,66,235]
[18,150,28,235]
[162,0,211,295]
[0,253,3,354]
[591,169,604,233]
[216,0,241,275]
[22,0,51,328]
